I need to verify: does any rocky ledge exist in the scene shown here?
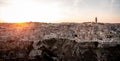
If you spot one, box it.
[0,22,120,61]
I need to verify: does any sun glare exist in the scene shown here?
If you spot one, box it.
[0,0,64,23]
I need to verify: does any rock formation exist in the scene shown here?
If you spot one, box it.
[0,22,120,61]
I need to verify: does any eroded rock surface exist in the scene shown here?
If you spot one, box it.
[29,38,120,61]
[0,22,120,61]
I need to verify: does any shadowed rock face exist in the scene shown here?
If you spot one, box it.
[0,41,33,59]
[29,38,120,61]
[0,22,120,61]
[0,38,120,61]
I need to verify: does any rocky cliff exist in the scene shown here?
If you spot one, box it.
[0,22,120,61]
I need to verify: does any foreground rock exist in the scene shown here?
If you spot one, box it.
[0,22,120,61]
[29,38,120,61]
[0,38,120,61]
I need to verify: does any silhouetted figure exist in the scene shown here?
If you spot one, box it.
[95,17,97,23]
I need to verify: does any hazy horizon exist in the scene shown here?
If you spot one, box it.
[0,0,120,23]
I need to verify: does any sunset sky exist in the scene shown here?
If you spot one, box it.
[0,0,120,23]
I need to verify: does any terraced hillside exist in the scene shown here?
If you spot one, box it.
[0,22,120,61]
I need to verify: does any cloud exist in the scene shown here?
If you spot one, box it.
[109,0,120,15]
[0,0,10,6]
[0,0,5,5]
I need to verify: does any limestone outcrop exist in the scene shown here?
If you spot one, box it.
[0,22,120,61]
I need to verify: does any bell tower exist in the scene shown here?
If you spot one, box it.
[95,17,97,23]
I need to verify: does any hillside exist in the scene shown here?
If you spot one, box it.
[0,22,120,61]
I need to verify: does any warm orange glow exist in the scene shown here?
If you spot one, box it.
[11,22,29,27]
